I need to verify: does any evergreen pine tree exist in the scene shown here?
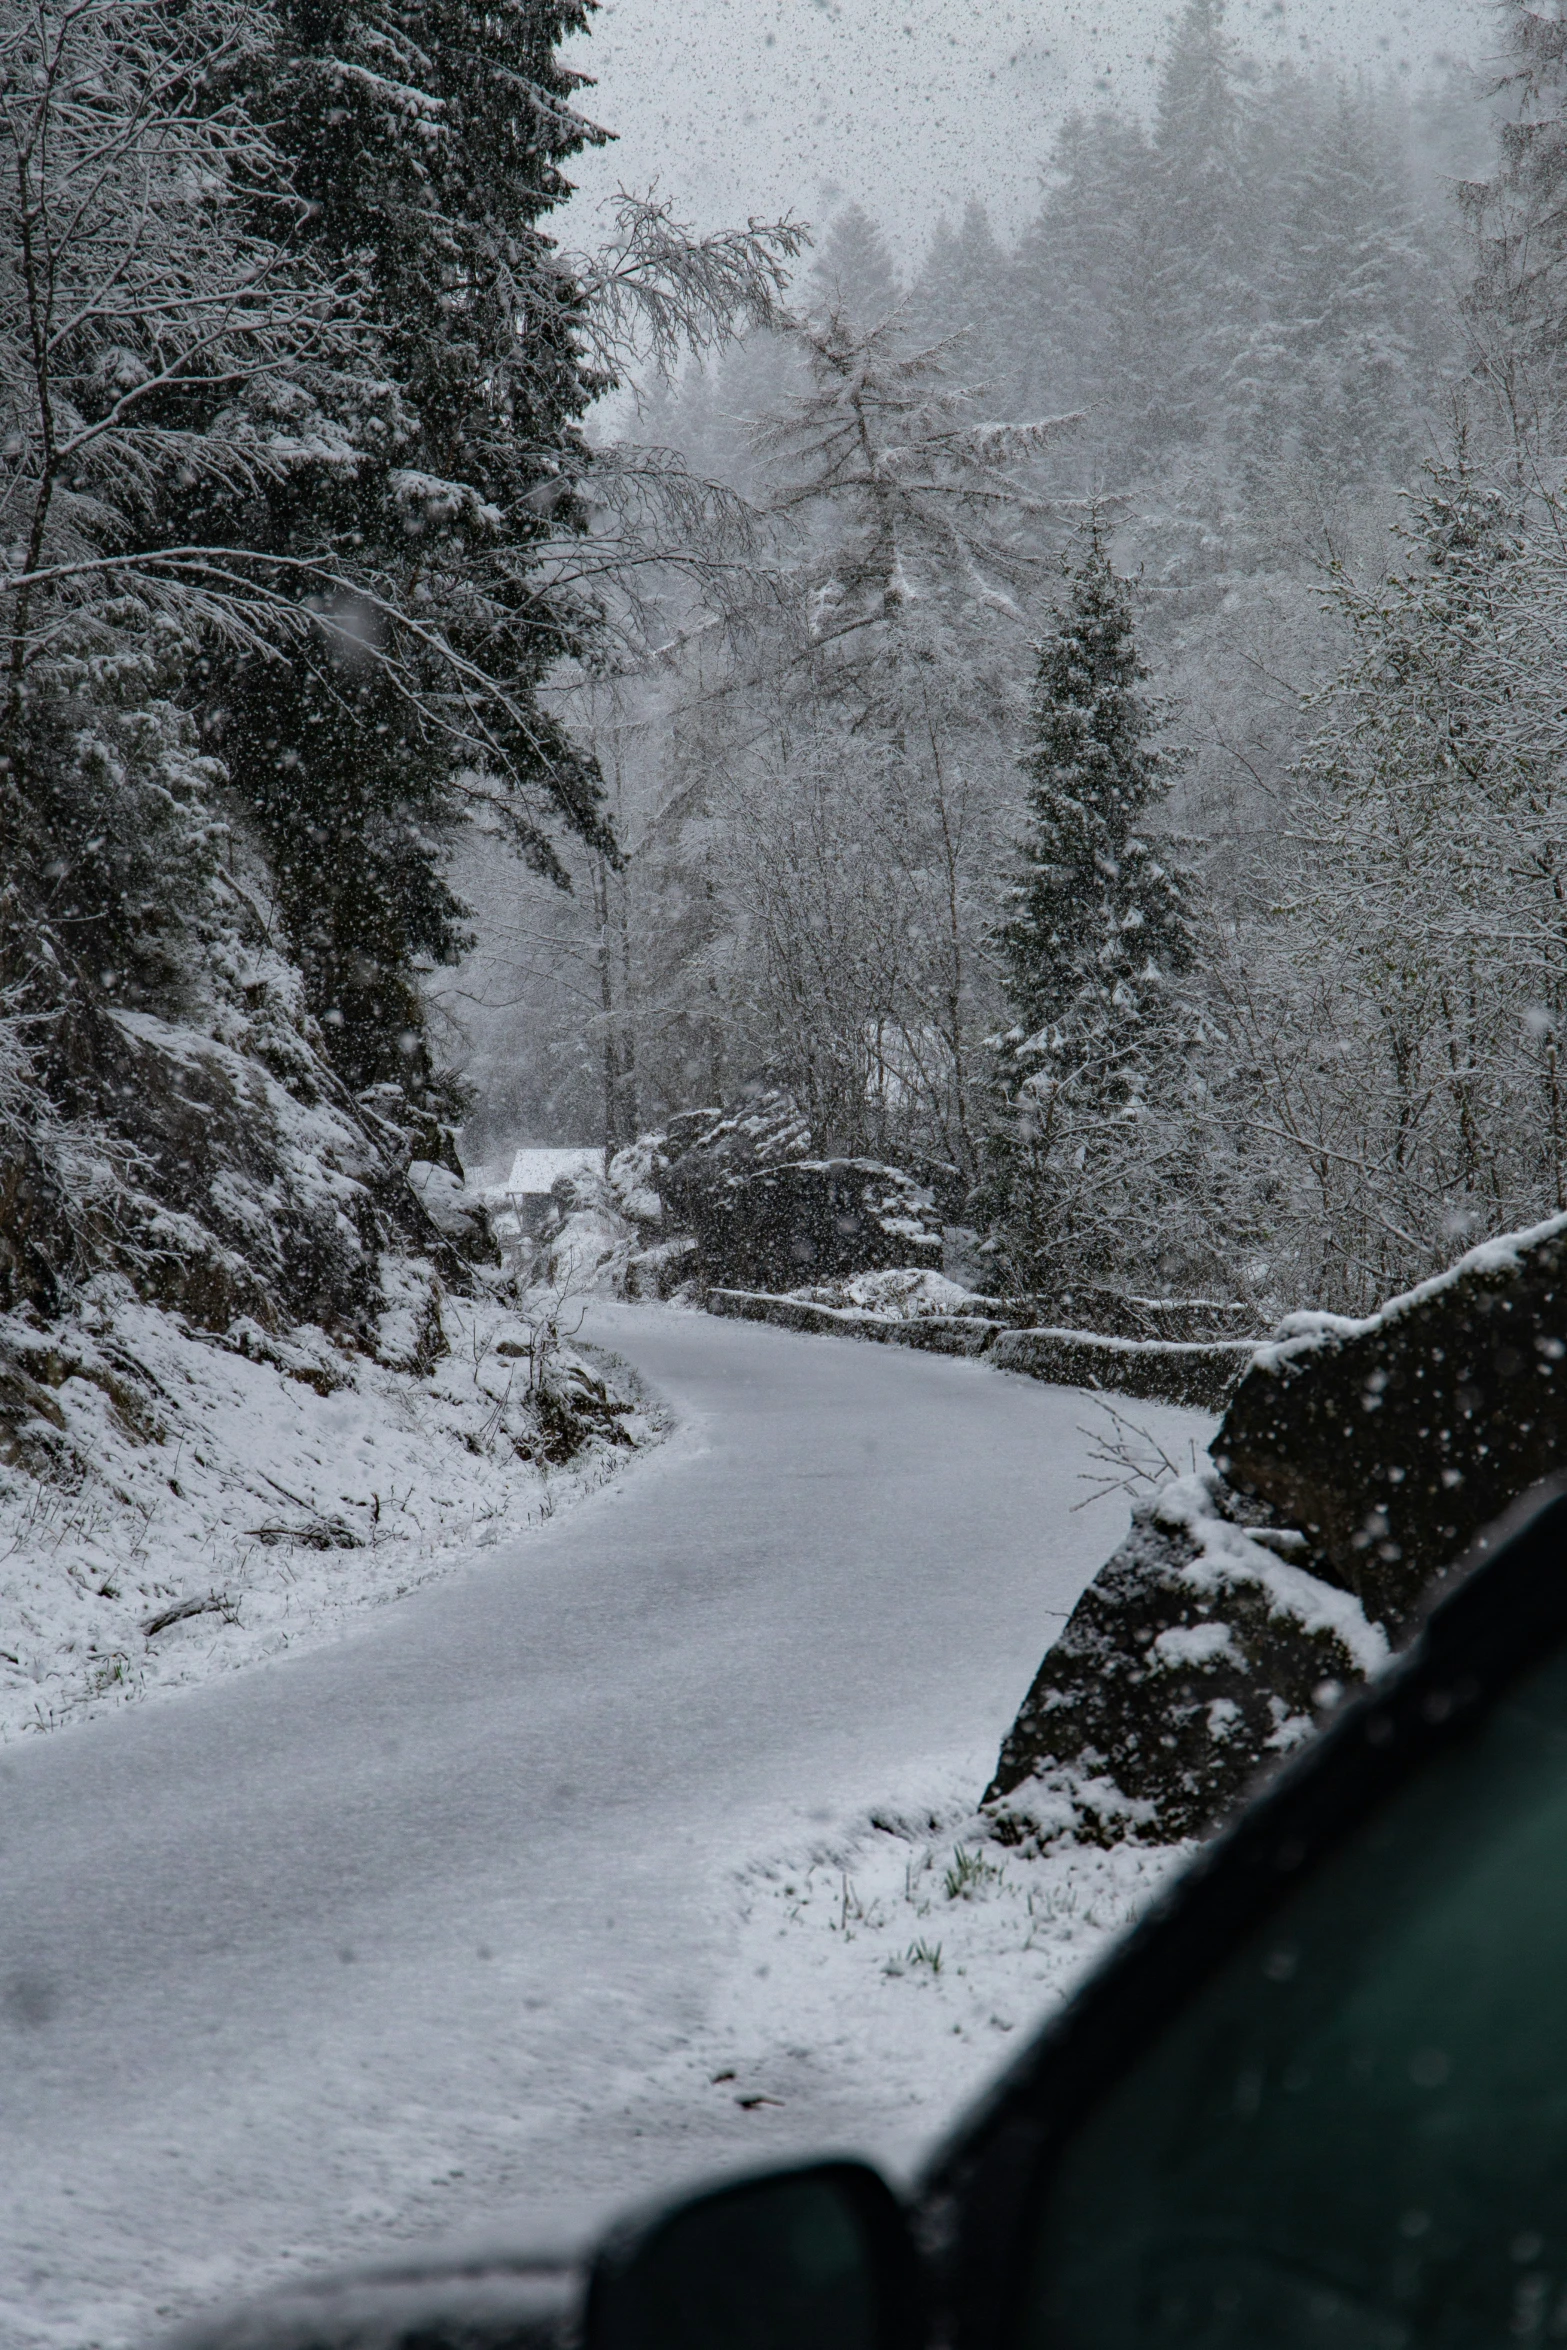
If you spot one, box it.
[200,0,616,1110]
[1464,2,1567,433]
[1135,0,1250,457]
[907,199,1009,374]
[997,541,1194,1041]
[806,204,903,331]
[1006,108,1154,428]
[982,536,1203,1291]
[1233,83,1434,496]
[1277,454,1567,1298]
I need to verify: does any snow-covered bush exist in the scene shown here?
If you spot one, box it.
[789,1268,979,1319]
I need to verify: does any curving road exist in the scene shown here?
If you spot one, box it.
[0,1305,1210,2348]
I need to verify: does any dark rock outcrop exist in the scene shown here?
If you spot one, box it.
[694,1160,943,1292]
[656,1092,815,1230]
[985,1215,1567,1847]
[651,1092,946,1292]
[626,1237,699,1300]
[1216,1216,1567,1630]
[43,1004,480,1338]
[0,980,492,1474]
[984,1473,1386,1841]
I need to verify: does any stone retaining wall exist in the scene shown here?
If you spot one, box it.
[705,1289,999,1357]
[991,1326,1257,1411]
[705,1289,1258,1407]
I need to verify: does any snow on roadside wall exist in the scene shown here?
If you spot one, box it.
[991,1325,1254,1411]
[790,1268,979,1319]
[706,1287,1256,1408]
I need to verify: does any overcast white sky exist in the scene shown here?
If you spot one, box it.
[561,0,1495,258]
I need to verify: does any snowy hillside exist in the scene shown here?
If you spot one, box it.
[0,1280,666,1741]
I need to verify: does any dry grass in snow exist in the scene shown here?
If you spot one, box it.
[681,1779,1190,2155]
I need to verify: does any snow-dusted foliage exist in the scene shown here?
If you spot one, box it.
[706,1784,1190,2147]
[1216,464,1567,1307]
[0,0,356,688]
[602,277,1070,1176]
[994,538,1194,1041]
[0,0,750,1705]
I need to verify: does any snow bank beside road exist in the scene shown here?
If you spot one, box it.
[0,1303,1212,2350]
[0,1286,667,1741]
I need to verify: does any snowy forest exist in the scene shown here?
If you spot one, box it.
[18,6,1567,2327]
[440,0,1567,1324]
[7,0,1567,1376]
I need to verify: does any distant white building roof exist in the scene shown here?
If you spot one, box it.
[501,1145,602,1198]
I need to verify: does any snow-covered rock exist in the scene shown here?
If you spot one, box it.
[1219,1210,1567,1628]
[626,1236,700,1299]
[984,1469,1385,1846]
[606,1135,666,1228]
[686,1157,944,1290]
[406,1159,498,1261]
[791,1267,979,1319]
[543,1205,634,1294]
[986,1207,1567,1848]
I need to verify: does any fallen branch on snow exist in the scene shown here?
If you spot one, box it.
[141,1593,238,1639]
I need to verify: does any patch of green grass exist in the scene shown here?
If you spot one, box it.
[943,1844,1004,1902]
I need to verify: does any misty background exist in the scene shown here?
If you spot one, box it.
[561,0,1489,251]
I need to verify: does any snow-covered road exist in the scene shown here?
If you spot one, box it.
[0,1305,1210,2348]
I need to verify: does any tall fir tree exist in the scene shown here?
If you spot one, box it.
[1464,2,1567,438]
[1134,0,1250,458]
[1007,108,1153,428]
[1235,83,1435,496]
[996,540,1194,1041]
[907,198,1009,377]
[199,0,616,1110]
[982,536,1203,1290]
[805,204,903,331]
